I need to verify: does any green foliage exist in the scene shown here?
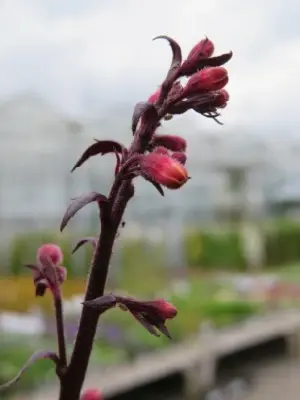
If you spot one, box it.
[264,220,300,267]
[185,219,300,271]
[185,229,245,270]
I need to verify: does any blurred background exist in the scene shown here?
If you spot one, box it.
[1,0,300,399]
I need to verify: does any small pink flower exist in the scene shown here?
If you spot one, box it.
[183,67,228,96]
[140,153,189,190]
[81,388,103,400]
[26,243,66,298]
[37,244,63,266]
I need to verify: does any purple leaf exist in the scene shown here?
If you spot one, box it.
[153,35,182,83]
[72,237,98,254]
[83,294,117,312]
[60,192,108,232]
[132,102,151,134]
[0,350,59,391]
[181,51,233,77]
[131,101,159,136]
[155,323,172,339]
[144,177,165,196]
[71,140,125,172]
[132,312,160,337]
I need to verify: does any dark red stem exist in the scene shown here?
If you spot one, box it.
[58,123,163,400]
[54,293,67,369]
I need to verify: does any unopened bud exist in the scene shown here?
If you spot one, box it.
[213,89,229,108]
[187,38,215,61]
[183,67,228,97]
[140,153,189,190]
[150,299,178,319]
[151,134,187,152]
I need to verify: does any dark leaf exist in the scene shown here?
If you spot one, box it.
[72,237,98,254]
[136,103,160,146]
[71,140,125,172]
[181,51,233,77]
[0,351,59,391]
[60,192,108,232]
[200,51,233,67]
[132,312,160,337]
[132,102,153,134]
[155,323,172,339]
[153,36,182,104]
[153,35,182,82]
[144,176,165,196]
[83,294,117,312]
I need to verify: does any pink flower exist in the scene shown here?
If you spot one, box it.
[26,243,66,298]
[81,388,103,400]
[37,244,63,266]
[183,67,228,96]
[187,37,215,60]
[140,152,189,189]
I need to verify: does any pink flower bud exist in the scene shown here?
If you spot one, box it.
[172,151,187,165]
[148,87,161,103]
[212,89,229,108]
[150,299,178,319]
[81,388,103,400]
[187,38,215,61]
[183,67,228,96]
[152,146,169,155]
[36,244,63,266]
[140,153,189,190]
[151,134,187,152]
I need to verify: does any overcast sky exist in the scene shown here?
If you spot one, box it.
[0,0,299,133]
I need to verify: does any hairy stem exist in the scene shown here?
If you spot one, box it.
[54,292,67,369]
[59,103,166,399]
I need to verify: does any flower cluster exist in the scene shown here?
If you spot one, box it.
[0,35,232,399]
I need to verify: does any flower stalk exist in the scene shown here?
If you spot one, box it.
[0,34,232,400]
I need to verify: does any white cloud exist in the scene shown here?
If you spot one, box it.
[0,0,299,131]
